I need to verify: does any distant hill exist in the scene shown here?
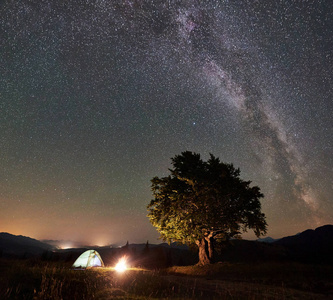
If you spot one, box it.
[0,232,55,258]
[275,224,333,246]
[1,225,332,265]
[274,224,333,264]
[41,239,86,249]
[218,239,287,263]
[209,225,333,264]
[125,242,188,252]
[257,237,278,243]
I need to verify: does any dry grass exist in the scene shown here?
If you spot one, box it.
[0,259,332,299]
[167,262,333,298]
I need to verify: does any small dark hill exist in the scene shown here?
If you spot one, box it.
[0,232,54,258]
[274,224,333,264]
[218,239,287,263]
[257,237,278,243]
[275,225,333,246]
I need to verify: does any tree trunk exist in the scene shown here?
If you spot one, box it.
[196,237,214,265]
[207,236,214,261]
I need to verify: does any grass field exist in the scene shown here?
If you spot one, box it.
[0,259,332,299]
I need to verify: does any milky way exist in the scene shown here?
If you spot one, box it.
[1,0,332,244]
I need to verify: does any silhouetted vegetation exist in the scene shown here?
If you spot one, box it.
[148,151,267,265]
[1,258,332,299]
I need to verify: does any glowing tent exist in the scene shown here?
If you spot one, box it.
[72,250,104,269]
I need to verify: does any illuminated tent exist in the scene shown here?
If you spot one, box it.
[72,250,104,269]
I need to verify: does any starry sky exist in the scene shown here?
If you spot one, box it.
[1,0,332,246]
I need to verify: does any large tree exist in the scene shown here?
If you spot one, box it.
[147,151,267,265]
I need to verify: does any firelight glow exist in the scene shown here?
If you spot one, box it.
[114,257,127,273]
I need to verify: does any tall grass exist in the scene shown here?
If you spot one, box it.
[167,262,333,296]
[0,259,332,299]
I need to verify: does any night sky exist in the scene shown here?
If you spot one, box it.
[1,0,332,246]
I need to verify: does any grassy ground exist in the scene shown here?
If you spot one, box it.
[0,259,332,299]
[167,263,333,299]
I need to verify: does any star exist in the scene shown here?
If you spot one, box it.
[0,0,332,244]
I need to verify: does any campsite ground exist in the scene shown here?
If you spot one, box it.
[1,259,332,299]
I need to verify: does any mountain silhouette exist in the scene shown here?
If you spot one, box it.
[1,225,332,264]
[0,232,54,258]
[274,224,333,264]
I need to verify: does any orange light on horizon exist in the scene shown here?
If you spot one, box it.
[59,243,73,249]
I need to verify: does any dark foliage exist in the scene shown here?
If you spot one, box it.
[147,151,267,264]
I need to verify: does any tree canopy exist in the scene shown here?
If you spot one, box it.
[147,151,267,264]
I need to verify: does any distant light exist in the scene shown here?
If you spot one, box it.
[115,257,127,272]
[59,243,73,249]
